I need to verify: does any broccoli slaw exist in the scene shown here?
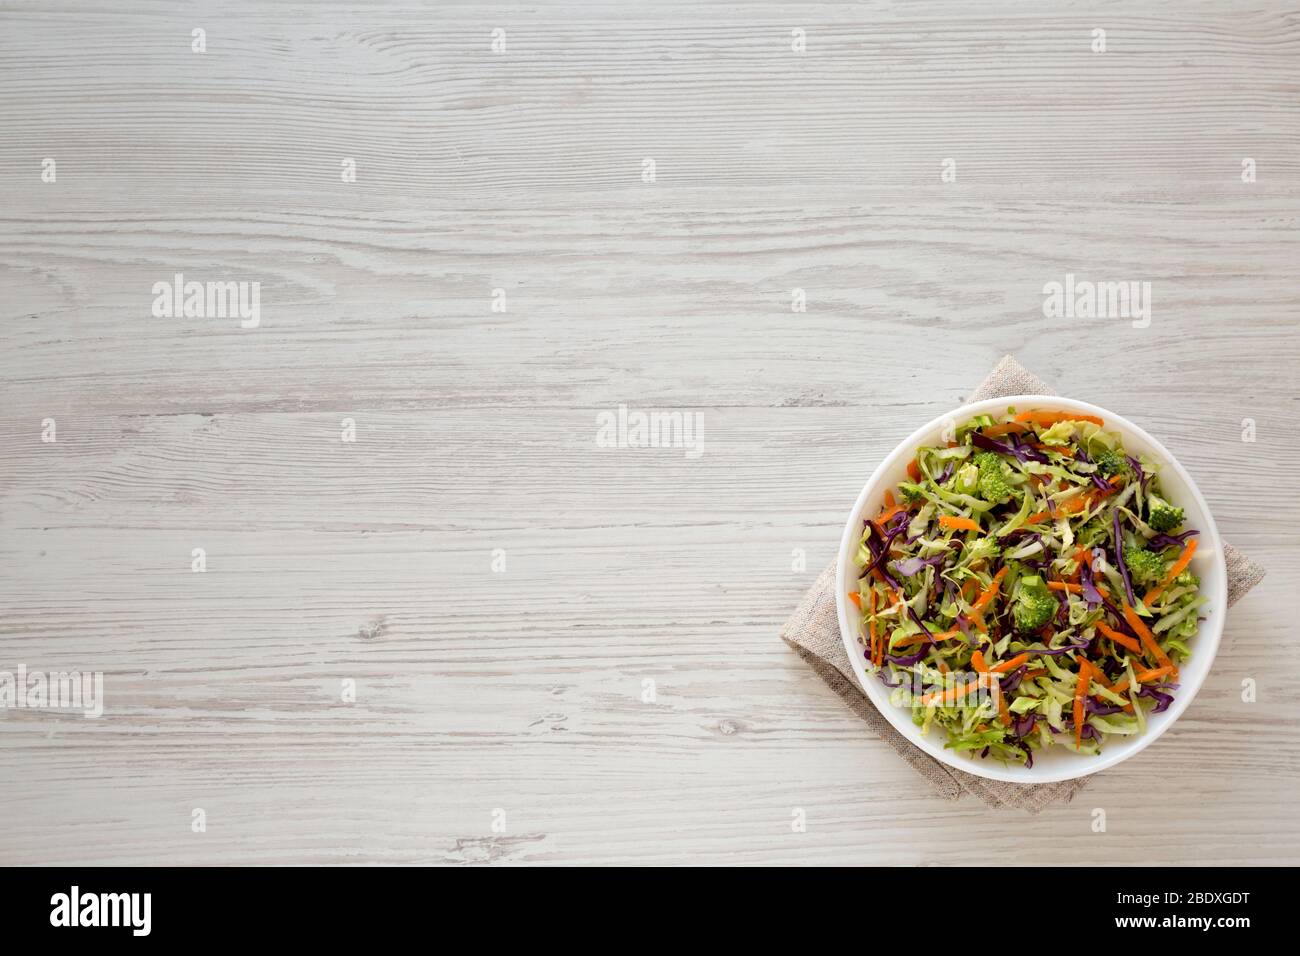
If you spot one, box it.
[850,407,1204,766]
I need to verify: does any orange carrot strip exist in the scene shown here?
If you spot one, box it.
[1122,603,1178,679]
[1026,498,1088,525]
[1047,581,1082,593]
[1069,546,1090,583]
[876,505,906,524]
[907,459,922,482]
[1111,665,1174,697]
[938,515,980,532]
[919,675,989,706]
[1094,619,1143,655]
[848,591,862,610]
[1013,410,1105,427]
[998,691,1012,727]
[891,629,962,650]
[883,490,895,509]
[1142,538,1199,606]
[970,650,989,673]
[991,652,1030,674]
[1074,657,1093,747]
[1025,668,1047,679]
[971,567,1009,613]
[1135,665,1173,683]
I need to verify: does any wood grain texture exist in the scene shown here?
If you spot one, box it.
[1,0,1298,865]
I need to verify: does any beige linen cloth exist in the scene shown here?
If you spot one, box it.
[781,355,1267,813]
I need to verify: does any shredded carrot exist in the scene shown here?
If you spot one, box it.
[960,579,976,602]
[998,691,1012,727]
[1026,497,1089,524]
[1024,668,1047,679]
[906,459,921,482]
[873,502,904,522]
[1135,664,1173,683]
[938,515,980,532]
[1142,538,1199,606]
[1111,664,1174,697]
[991,652,1030,674]
[970,650,989,673]
[1122,603,1177,679]
[883,489,895,509]
[1069,546,1090,583]
[1047,580,1082,593]
[971,567,1009,613]
[1094,619,1143,655]
[919,675,989,707]
[1013,410,1105,427]
[848,591,862,610]
[1074,657,1093,747]
[891,629,962,650]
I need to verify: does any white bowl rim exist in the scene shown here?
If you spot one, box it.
[835,395,1228,784]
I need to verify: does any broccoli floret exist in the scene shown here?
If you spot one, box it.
[898,481,926,505]
[1093,449,1132,480]
[1123,548,1166,585]
[1012,575,1058,632]
[964,537,1001,563]
[1146,493,1185,533]
[979,470,1011,504]
[973,452,1012,504]
[1174,570,1199,589]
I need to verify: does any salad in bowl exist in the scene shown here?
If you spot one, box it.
[838,398,1225,781]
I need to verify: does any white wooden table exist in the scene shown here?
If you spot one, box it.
[1,0,1297,865]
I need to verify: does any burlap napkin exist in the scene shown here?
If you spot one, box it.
[782,355,1267,812]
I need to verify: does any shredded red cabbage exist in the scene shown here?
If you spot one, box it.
[1137,685,1175,713]
[971,429,1049,464]
[1148,528,1199,551]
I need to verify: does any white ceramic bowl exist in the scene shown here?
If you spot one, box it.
[836,395,1227,784]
